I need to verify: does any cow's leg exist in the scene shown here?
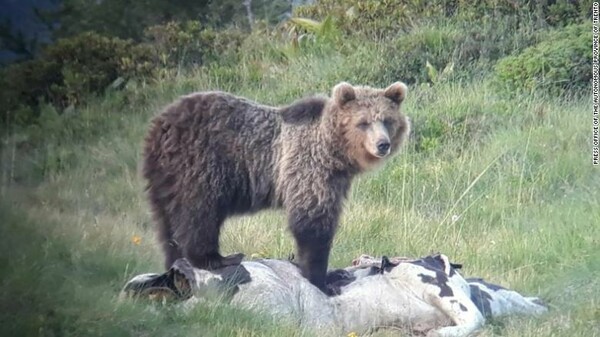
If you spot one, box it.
[426,289,484,337]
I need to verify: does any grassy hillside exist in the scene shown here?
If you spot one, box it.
[1,4,598,336]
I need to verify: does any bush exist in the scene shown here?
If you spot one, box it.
[0,32,155,125]
[375,18,539,85]
[294,0,591,37]
[543,0,593,26]
[494,23,591,95]
[143,21,247,68]
[0,23,248,127]
[290,2,542,86]
[294,0,449,37]
[380,25,459,85]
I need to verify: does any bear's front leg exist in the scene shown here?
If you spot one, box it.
[288,208,339,295]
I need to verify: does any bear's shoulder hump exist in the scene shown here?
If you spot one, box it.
[280,96,328,124]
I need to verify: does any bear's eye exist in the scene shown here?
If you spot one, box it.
[357,121,370,129]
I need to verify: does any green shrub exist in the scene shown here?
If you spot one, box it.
[374,17,539,85]
[380,25,459,85]
[451,0,589,25]
[294,0,525,37]
[294,0,449,37]
[543,0,593,26]
[143,21,247,68]
[291,2,542,85]
[494,23,591,95]
[0,32,155,125]
[294,0,591,37]
[454,17,539,64]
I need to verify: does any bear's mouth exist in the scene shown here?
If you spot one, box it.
[369,149,389,159]
[365,151,383,162]
[357,145,387,170]
[374,150,390,158]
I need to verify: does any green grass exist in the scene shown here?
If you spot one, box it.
[1,44,599,337]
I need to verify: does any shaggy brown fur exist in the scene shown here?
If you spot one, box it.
[142,82,410,294]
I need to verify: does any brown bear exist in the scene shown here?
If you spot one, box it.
[142,81,410,294]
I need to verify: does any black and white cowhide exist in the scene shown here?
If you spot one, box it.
[121,254,547,337]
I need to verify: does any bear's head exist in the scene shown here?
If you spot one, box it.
[331,81,410,172]
[279,81,410,172]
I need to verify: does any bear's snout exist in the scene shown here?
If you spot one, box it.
[376,140,391,157]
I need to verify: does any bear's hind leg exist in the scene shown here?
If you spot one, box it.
[160,226,183,270]
[176,210,244,270]
[149,197,183,270]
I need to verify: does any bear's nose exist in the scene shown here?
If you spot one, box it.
[377,141,391,154]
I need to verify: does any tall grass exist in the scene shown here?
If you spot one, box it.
[1,21,598,337]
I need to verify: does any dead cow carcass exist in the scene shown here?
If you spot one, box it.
[121,254,547,336]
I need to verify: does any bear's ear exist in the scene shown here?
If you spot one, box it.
[332,82,356,106]
[383,81,408,104]
[280,96,327,124]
